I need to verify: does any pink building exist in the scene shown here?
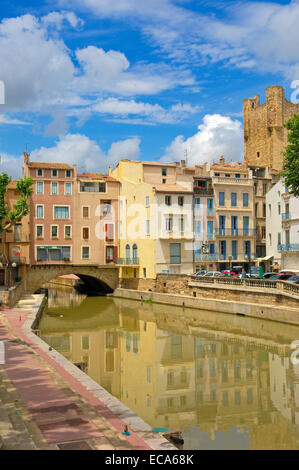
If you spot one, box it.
[23,153,76,264]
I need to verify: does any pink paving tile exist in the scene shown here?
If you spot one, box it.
[38,418,104,444]
[4,312,152,450]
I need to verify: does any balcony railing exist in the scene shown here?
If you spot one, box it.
[215,228,256,236]
[282,213,291,221]
[277,244,299,252]
[117,257,139,265]
[195,253,218,261]
[213,177,251,185]
[194,187,214,196]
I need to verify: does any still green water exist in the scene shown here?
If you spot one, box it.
[38,281,299,450]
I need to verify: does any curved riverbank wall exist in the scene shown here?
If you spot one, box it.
[114,276,299,326]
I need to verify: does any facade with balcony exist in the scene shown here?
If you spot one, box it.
[211,158,256,271]
[266,179,299,273]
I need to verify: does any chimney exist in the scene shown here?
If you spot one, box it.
[181,160,186,168]
[219,155,225,165]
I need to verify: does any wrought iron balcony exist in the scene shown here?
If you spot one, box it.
[277,244,299,252]
[194,187,214,196]
[194,253,218,261]
[117,257,139,265]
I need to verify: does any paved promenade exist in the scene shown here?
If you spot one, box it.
[0,304,153,450]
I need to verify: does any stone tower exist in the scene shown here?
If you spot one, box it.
[243,86,299,171]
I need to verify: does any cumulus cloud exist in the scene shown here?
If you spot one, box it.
[29,133,141,173]
[161,114,243,164]
[91,97,200,124]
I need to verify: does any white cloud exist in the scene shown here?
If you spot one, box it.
[42,11,84,29]
[161,114,243,164]
[69,0,299,78]
[1,153,23,179]
[29,133,140,173]
[91,97,200,123]
[0,114,30,125]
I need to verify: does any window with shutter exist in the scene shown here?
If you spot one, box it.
[105,224,114,241]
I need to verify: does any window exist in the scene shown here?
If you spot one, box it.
[194,220,201,237]
[162,178,166,184]
[54,206,69,219]
[64,225,72,238]
[236,174,240,179]
[171,336,182,358]
[143,268,146,278]
[278,232,281,245]
[263,204,266,217]
[257,152,260,158]
[82,336,89,350]
[146,220,150,235]
[263,183,267,195]
[51,225,58,238]
[52,169,58,177]
[231,193,237,207]
[36,225,43,238]
[145,196,150,207]
[165,195,172,206]
[105,224,114,241]
[178,196,184,206]
[219,192,225,206]
[14,224,22,242]
[180,216,184,232]
[37,169,43,177]
[235,390,241,405]
[269,233,272,246]
[65,169,71,178]
[133,244,138,261]
[82,206,89,218]
[65,182,72,195]
[180,396,186,407]
[262,227,266,239]
[37,248,47,261]
[278,203,281,215]
[165,217,173,232]
[247,388,253,404]
[82,246,90,259]
[36,205,44,218]
[51,182,58,195]
[102,201,111,215]
[106,246,115,263]
[170,243,181,264]
[80,181,106,192]
[36,181,43,194]
[222,392,229,406]
[243,193,249,207]
[82,227,89,240]
[162,167,167,176]
[147,366,151,383]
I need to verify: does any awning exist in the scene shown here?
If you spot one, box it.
[262,254,274,261]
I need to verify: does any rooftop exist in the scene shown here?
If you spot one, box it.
[78,172,119,182]
[28,162,73,170]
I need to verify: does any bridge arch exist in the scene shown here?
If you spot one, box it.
[25,265,118,295]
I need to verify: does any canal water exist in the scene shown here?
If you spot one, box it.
[38,279,299,450]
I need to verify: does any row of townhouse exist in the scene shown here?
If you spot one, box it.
[0,153,278,285]
[111,156,278,278]
[266,179,299,274]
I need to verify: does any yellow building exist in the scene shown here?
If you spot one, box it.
[111,160,194,280]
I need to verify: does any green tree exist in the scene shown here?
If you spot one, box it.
[281,113,299,196]
[0,172,34,233]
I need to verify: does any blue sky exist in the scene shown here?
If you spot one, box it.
[0,0,298,176]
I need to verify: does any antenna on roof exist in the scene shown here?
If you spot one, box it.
[184,148,188,166]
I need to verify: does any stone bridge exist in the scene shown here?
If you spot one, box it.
[24,264,119,295]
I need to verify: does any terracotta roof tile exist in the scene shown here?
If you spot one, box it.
[78,172,119,182]
[28,162,73,170]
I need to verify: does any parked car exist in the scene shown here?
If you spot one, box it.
[194,270,207,277]
[204,271,221,277]
[286,275,299,284]
[268,273,295,281]
[238,273,250,278]
[263,272,275,279]
[218,271,237,277]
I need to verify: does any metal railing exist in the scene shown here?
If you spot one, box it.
[189,276,299,297]
[277,244,299,252]
[194,253,218,261]
[282,213,291,221]
[215,228,256,236]
[194,187,214,196]
[117,257,139,265]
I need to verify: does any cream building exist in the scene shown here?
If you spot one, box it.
[266,179,299,273]
[111,160,194,279]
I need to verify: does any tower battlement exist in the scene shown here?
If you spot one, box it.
[243,86,299,171]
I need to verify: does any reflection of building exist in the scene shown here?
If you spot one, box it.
[39,295,299,449]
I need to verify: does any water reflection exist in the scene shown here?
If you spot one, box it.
[39,283,299,450]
